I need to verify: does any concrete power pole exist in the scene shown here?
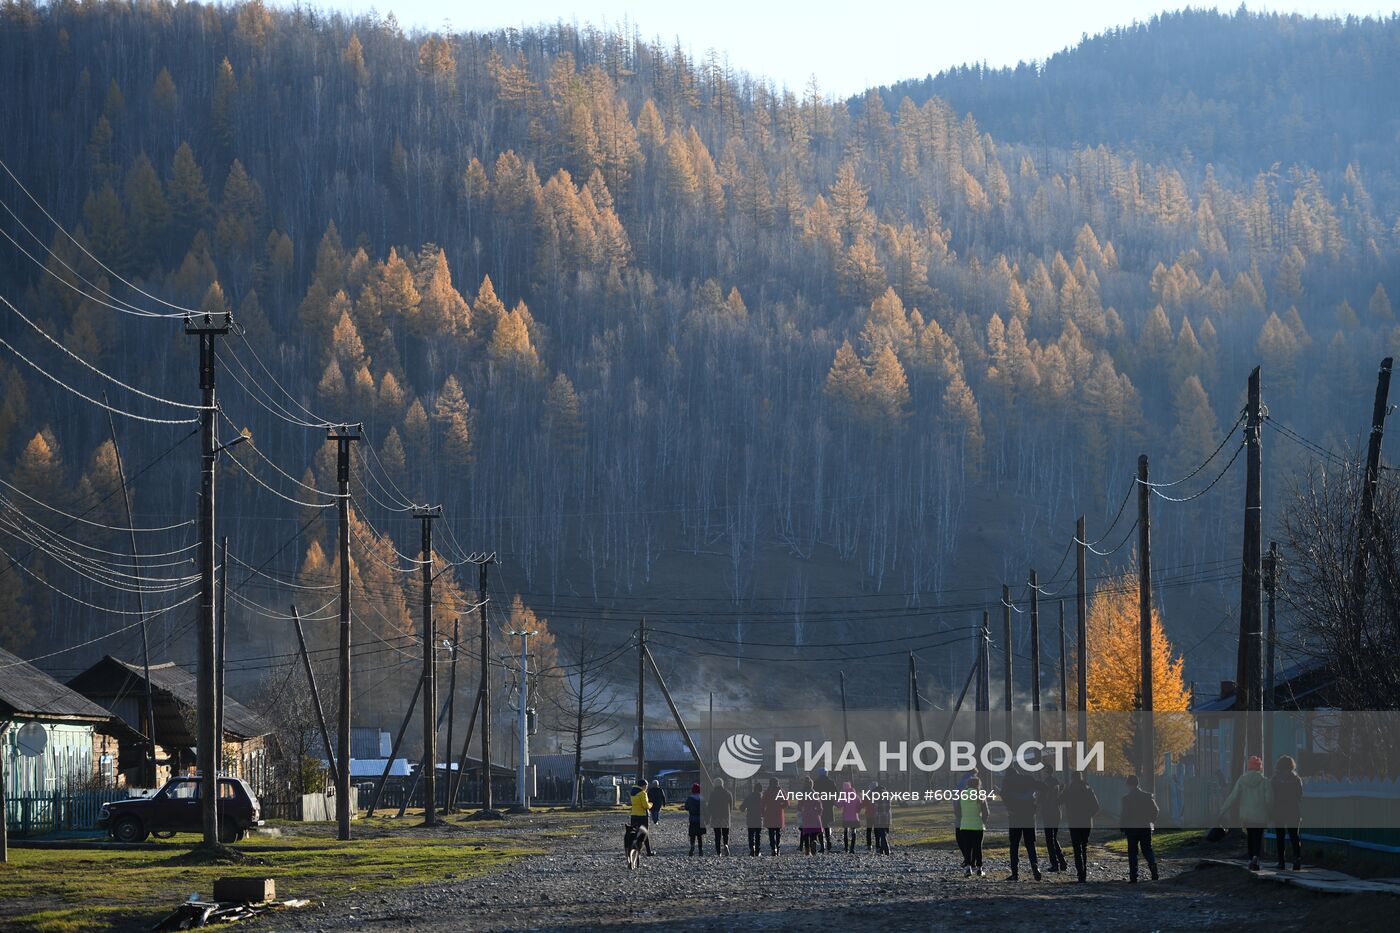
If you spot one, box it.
[510,628,537,812]
[477,555,497,813]
[329,423,360,841]
[413,505,441,826]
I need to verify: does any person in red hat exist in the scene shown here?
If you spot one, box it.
[684,782,707,856]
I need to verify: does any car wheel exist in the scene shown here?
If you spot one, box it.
[218,819,241,844]
[113,816,147,843]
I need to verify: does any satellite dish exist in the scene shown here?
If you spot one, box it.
[16,721,48,758]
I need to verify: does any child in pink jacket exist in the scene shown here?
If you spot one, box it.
[797,776,824,855]
[839,781,862,853]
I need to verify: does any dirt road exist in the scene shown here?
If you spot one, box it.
[249,812,1392,932]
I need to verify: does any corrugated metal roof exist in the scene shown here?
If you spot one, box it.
[0,646,116,722]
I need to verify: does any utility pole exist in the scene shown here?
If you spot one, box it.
[510,627,537,812]
[905,652,914,794]
[1137,454,1155,792]
[413,505,441,826]
[328,423,360,840]
[186,308,229,847]
[1028,569,1042,743]
[636,618,646,785]
[102,398,158,787]
[476,554,497,812]
[1058,600,1068,742]
[839,671,849,748]
[1076,516,1088,744]
[443,619,459,813]
[976,612,991,748]
[216,536,229,792]
[291,605,337,790]
[1350,357,1393,648]
[1265,542,1279,765]
[1235,368,1263,780]
[1002,584,1013,749]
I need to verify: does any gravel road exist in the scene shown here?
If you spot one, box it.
[261,815,1348,932]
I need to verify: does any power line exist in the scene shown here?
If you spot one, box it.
[0,330,200,424]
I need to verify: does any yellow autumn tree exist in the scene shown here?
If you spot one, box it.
[1075,565,1194,775]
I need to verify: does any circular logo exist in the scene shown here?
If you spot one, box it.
[718,733,764,780]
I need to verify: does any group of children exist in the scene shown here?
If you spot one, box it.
[631,756,1307,881]
[636,769,894,857]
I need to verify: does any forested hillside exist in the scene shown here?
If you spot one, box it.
[0,1,1396,723]
[880,8,1400,181]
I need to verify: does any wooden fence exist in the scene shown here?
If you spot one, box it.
[5,788,136,836]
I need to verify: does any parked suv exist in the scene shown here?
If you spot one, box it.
[99,776,263,843]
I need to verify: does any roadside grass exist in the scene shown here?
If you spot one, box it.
[0,830,536,932]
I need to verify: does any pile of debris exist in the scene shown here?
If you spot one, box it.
[151,878,311,930]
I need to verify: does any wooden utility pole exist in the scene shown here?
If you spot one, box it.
[1076,516,1088,744]
[216,535,229,805]
[413,505,441,826]
[443,619,459,813]
[1235,368,1263,780]
[291,605,337,789]
[642,645,714,788]
[1002,584,1013,749]
[1,719,9,862]
[839,670,850,748]
[1137,454,1155,792]
[187,309,229,847]
[636,618,646,784]
[367,678,423,817]
[976,611,991,749]
[103,398,159,787]
[1028,569,1042,743]
[1351,357,1393,648]
[328,423,360,840]
[905,652,914,793]
[450,691,482,808]
[1058,600,1068,741]
[1265,542,1279,765]
[476,555,496,812]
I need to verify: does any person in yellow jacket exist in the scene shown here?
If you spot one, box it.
[629,779,653,856]
[1220,755,1272,871]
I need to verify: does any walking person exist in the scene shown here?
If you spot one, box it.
[870,783,892,855]
[628,778,653,856]
[1000,764,1041,881]
[1039,771,1067,872]
[761,777,786,855]
[797,776,824,855]
[839,780,861,853]
[709,777,733,855]
[647,779,667,825]
[1220,755,1273,871]
[814,768,838,853]
[684,782,707,856]
[1121,774,1159,882]
[954,776,991,877]
[1061,770,1100,883]
[1271,755,1303,871]
[741,781,764,856]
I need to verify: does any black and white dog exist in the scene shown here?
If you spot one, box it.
[624,821,651,870]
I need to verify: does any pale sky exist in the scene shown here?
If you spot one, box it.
[305,1,1396,96]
